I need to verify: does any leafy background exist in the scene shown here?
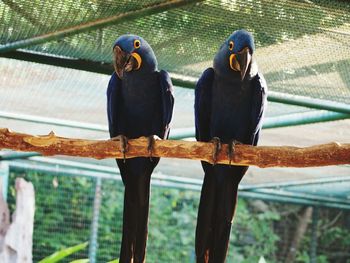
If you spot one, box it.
[7,171,350,262]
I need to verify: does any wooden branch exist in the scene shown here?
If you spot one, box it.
[0,128,350,168]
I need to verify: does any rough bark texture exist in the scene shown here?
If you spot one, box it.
[1,128,350,168]
[0,178,35,263]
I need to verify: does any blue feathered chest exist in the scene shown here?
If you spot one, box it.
[210,75,254,143]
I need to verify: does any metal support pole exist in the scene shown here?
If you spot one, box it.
[268,91,350,115]
[170,74,350,115]
[0,161,10,200]
[89,177,102,263]
[8,160,350,210]
[0,152,41,160]
[3,49,350,116]
[262,111,349,129]
[310,206,319,263]
[1,109,349,140]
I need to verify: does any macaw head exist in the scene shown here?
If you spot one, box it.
[113,34,157,79]
[214,29,255,80]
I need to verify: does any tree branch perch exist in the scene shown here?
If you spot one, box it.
[0,128,349,168]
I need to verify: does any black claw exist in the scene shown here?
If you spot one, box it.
[120,135,128,162]
[227,140,236,166]
[147,135,159,162]
[211,137,222,165]
[110,135,128,162]
[227,140,242,166]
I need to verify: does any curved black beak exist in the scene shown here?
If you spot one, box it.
[113,46,129,79]
[229,47,252,80]
[236,47,252,80]
[113,46,142,79]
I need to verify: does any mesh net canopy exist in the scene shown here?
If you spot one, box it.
[1,1,350,262]
[1,0,350,104]
[1,1,350,199]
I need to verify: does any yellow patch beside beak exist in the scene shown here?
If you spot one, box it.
[229,47,252,80]
[131,52,142,70]
[229,54,240,71]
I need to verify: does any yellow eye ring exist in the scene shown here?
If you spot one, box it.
[134,39,141,49]
[229,41,234,51]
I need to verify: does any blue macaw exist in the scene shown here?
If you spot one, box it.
[194,29,267,262]
[107,34,174,263]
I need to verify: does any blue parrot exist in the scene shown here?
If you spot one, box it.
[107,34,174,263]
[194,29,267,262]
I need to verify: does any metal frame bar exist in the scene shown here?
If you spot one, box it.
[25,156,205,188]
[0,110,108,132]
[0,50,114,75]
[241,176,350,190]
[8,161,202,191]
[252,188,350,206]
[7,158,350,210]
[170,110,350,138]
[2,51,350,116]
[238,191,350,210]
[0,0,204,53]
[0,151,40,160]
[267,91,350,115]
[263,111,349,128]
[17,156,202,186]
[6,157,350,209]
[1,109,349,140]
[169,74,350,115]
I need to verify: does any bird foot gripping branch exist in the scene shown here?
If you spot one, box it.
[227,139,242,166]
[147,135,161,161]
[210,138,244,166]
[109,134,161,162]
[210,137,222,165]
[110,135,129,162]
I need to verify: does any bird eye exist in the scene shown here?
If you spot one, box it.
[134,39,141,49]
[229,41,234,51]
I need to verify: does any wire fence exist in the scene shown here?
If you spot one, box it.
[4,161,350,263]
[1,0,350,105]
[1,1,350,262]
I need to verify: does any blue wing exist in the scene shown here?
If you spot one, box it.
[195,68,214,142]
[159,70,175,139]
[107,72,122,138]
[250,72,268,146]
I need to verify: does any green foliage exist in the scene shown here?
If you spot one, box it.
[296,251,328,263]
[8,172,95,262]
[10,170,281,262]
[39,242,88,263]
[295,212,350,263]
[96,180,123,261]
[147,188,199,261]
[69,260,90,263]
[8,170,350,262]
[321,225,350,248]
[228,199,280,263]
